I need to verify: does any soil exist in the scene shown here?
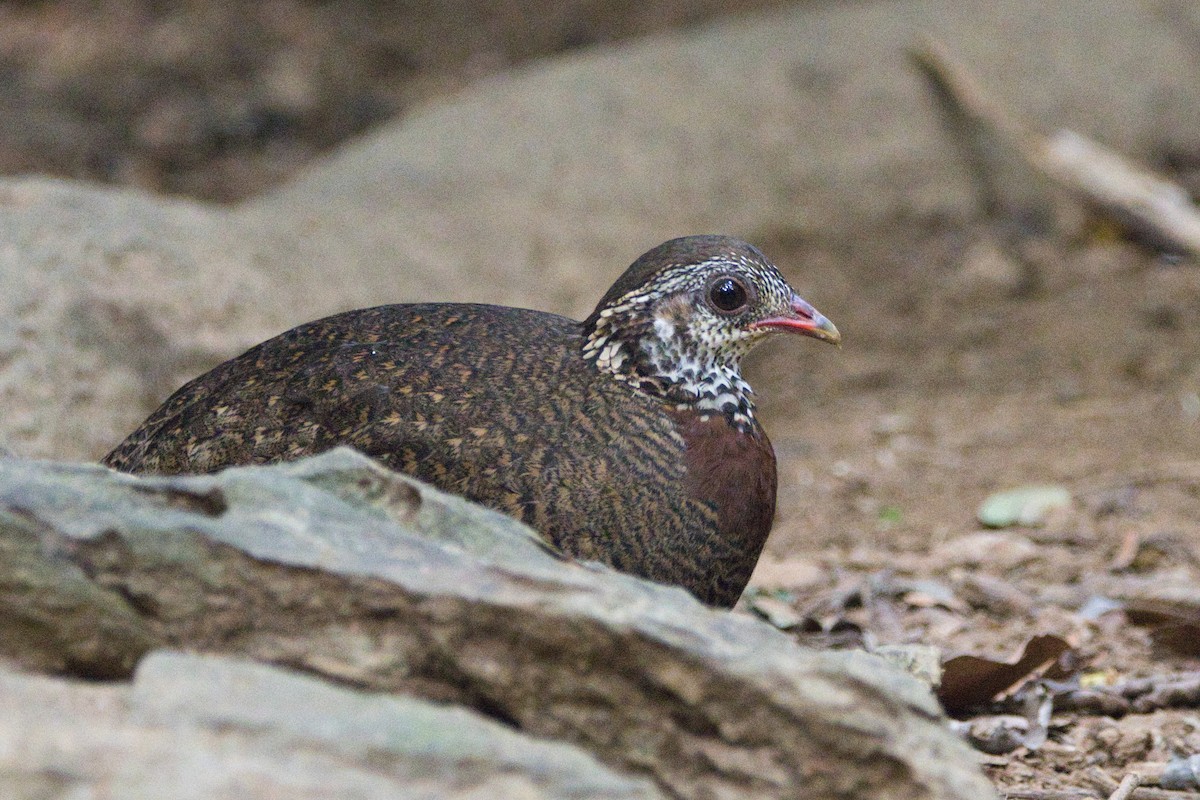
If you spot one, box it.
[4,2,1200,797]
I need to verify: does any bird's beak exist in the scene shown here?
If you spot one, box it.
[752,294,841,345]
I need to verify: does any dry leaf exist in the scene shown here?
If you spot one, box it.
[938,634,1073,715]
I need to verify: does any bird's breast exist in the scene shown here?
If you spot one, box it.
[666,408,778,554]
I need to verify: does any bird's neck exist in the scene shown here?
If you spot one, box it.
[582,316,757,432]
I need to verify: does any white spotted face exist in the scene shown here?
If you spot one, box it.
[582,239,839,432]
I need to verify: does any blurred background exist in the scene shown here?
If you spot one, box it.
[0,0,791,202]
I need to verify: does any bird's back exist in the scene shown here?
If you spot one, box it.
[103,303,737,595]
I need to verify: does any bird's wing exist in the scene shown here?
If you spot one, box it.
[269,341,536,510]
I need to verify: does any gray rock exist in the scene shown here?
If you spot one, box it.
[0,179,288,461]
[0,650,662,800]
[0,449,994,799]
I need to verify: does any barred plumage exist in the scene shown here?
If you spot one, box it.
[105,235,839,607]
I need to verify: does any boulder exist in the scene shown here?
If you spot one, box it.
[0,449,993,799]
[0,650,663,800]
[0,180,287,460]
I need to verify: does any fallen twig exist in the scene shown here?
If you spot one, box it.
[1127,789,1200,800]
[1108,775,1141,800]
[1041,131,1200,255]
[911,37,1200,259]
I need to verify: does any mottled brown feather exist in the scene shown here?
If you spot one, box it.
[105,304,759,604]
[105,236,835,607]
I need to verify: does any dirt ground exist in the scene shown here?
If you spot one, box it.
[4,2,1200,797]
[751,226,1200,795]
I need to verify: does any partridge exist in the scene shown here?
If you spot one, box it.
[104,236,839,607]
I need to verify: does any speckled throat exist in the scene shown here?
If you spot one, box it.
[582,289,761,432]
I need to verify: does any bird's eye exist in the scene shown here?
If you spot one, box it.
[708,277,749,314]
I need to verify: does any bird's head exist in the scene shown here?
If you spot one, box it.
[582,235,839,430]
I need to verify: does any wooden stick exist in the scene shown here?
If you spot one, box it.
[1040,130,1200,255]
[911,37,1200,259]
[1109,775,1141,800]
[909,38,1053,230]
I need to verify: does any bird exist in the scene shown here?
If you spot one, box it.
[103,236,839,607]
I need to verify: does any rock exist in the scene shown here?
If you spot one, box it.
[871,643,945,689]
[977,485,1073,528]
[0,650,662,800]
[932,531,1041,570]
[1,0,1199,461]
[249,0,1200,319]
[0,449,994,800]
[0,179,288,461]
